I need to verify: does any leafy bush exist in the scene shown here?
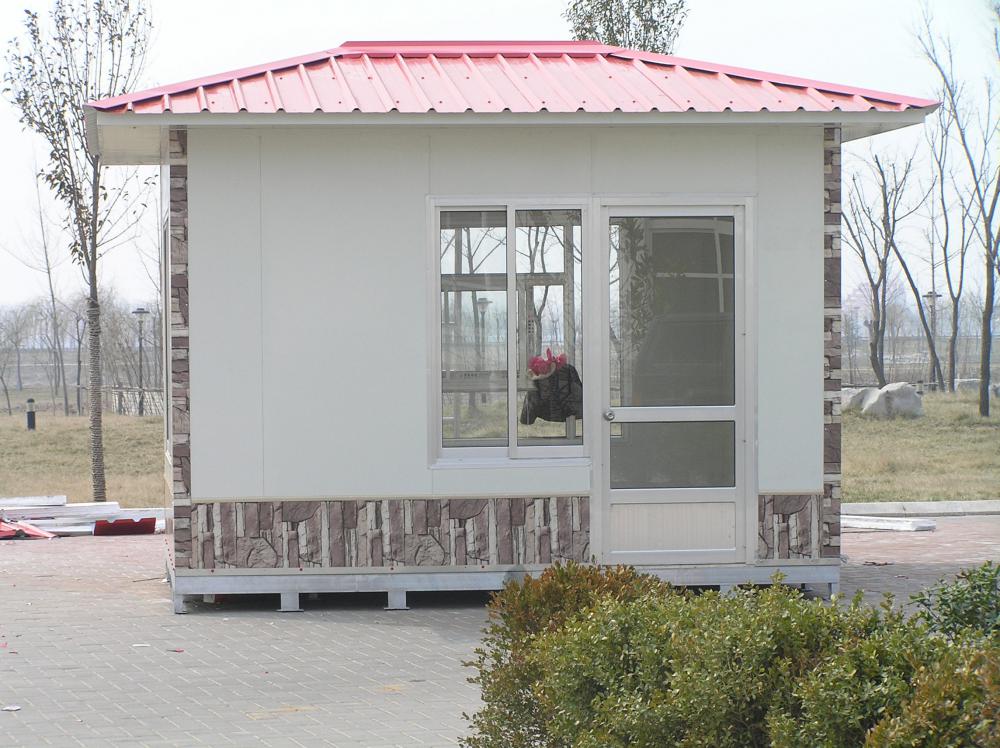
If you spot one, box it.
[462,562,673,748]
[866,643,1000,747]
[912,561,1000,639]
[464,569,998,748]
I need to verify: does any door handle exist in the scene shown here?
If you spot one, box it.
[603,410,616,421]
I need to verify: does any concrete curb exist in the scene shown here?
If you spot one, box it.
[842,500,1000,517]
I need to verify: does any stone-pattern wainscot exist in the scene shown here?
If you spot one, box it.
[757,126,842,561]
[187,497,590,570]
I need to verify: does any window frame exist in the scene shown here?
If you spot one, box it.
[430,196,591,464]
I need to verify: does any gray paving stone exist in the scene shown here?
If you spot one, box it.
[2,518,996,746]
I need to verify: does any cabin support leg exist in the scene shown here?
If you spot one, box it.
[278,592,302,612]
[385,589,408,610]
[172,593,187,615]
[717,584,734,596]
[202,594,216,604]
[827,582,840,599]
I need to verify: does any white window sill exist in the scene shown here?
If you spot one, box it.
[430,457,592,470]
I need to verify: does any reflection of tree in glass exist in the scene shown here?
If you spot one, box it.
[441,225,507,412]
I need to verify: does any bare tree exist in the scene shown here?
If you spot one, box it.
[565,0,687,54]
[0,311,15,415]
[5,0,152,499]
[873,154,944,390]
[926,104,975,391]
[6,305,31,392]
[2,174,74,414]
[920,8,1000,414]
[843,169,895,386]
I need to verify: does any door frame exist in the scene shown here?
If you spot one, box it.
[584,195,757,566]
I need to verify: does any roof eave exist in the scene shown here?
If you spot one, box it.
[87,106,937,164]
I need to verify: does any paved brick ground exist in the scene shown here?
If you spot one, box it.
[1,516,997,747]
[840,515,1000,607]
[1,536,488,747]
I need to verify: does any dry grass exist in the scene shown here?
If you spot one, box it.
[0,414,164,509]
[2,391,997,509]
[843,392,1000,502]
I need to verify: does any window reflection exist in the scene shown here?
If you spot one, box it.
[610,217,735,407]
[440,211,508,447]
[516,210,583,446]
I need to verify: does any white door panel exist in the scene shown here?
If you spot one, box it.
[601,207,747,565]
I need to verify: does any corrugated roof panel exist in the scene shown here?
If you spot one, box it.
[87,40,938,116]
[406,56,473,112]
[470,55,536,111]
[335,56,390,111]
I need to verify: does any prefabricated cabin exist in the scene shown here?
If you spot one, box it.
[86,40,937,612]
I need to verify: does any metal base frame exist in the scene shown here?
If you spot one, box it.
[167,562,841,613]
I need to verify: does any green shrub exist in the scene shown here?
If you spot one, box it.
[768,606,946,748]
[532,586,933,748]
[866,643,1000,747]
[464,567,999,747]
[462,562,672,748]
[912,561,1000,639]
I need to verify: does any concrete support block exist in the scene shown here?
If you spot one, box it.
[278,592,303,612]
[385,589,408,610]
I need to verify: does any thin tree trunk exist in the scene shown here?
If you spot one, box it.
[87,264,107,501]
[15,347,22,391]
[980,254,995,417]
[891,245,945,390]
[43,261,70,417]
[947,300,960,392]
[0,374,11,415]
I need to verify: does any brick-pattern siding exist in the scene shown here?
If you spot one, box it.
[168,129,193,569]
[187,497,590,570]
[758,126,842,561]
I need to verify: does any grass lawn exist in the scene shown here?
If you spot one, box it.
[843,392,1000,502]
[0,414,164,508]
[1,391,996,508]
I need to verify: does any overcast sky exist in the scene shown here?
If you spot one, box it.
[0,0,995,307]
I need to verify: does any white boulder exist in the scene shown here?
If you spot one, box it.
[842,387,878,414]
[860,382,924,419]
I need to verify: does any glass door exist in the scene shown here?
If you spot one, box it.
[602,207,745,564]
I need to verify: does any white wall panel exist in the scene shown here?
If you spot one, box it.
[188,130,264,498]
[429,128,591,195]
[187,124,825,501]
[258,129,432,496]
[431,464,591,497]
[590,126,757,194]
[755,129,824,491]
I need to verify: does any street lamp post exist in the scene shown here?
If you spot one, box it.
[132,307,150,415]
[476,297,492,405]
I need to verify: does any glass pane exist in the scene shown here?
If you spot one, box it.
[610,421,736,489]
[610,217,735,407]
[441,210,508,447]
[515,209,583,446]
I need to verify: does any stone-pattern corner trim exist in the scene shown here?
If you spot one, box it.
[168,128,192,569]
[758,126,842,561]
[188,497,589,570]
[822,125,843,560]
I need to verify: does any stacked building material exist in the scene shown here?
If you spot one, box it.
[0,496,164,536]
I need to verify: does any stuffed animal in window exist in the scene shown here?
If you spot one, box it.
[520,349,584,425]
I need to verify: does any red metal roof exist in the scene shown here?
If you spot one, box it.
[88,40,937,116]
